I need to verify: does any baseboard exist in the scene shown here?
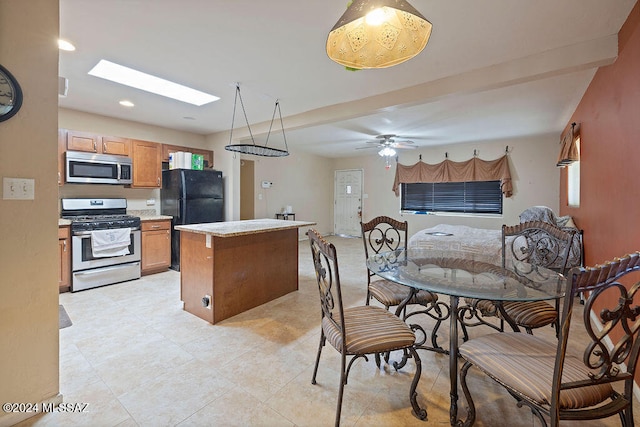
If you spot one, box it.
[0,393,63,427]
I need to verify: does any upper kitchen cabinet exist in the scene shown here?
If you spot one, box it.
[130,139,162,188]
[64,129,131,156]
[162,144,214,168]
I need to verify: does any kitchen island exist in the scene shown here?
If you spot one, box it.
[175,218,315,324]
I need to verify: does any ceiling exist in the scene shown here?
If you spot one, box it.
[58,0,636,158]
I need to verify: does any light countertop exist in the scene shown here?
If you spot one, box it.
[138,215,172,221]
[58,214,171,227]
[175,218,316,237]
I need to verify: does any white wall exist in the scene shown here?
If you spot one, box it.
[0,1,60,425]
[206,128,334,236]
[333,133,560,233]
[58,109,209,213]
[58,111,560,238]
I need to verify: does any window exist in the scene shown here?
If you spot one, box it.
[401,180,503,214]
[567,138,580,207]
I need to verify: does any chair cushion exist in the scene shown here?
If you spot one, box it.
[322,306,416,355]
[463,298,499,317]
[460,333,614,410]
[370,279,437,307]
[501,300,557,329]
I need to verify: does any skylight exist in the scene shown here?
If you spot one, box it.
[88,60,219,106]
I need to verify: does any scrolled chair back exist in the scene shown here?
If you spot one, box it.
[552,251,640,423]
[307,229,345,343]
[503,220,577,272]
[361,215,408,257]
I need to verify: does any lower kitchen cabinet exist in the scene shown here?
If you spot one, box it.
[58,226,71,293]
[141,220,171,275]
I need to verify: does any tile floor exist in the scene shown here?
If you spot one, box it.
[19,236,637,426]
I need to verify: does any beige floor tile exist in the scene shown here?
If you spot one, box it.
[117,359,234,426]
[18,235,637,427]
[178,387,295,427]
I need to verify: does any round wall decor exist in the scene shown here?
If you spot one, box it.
[0,64,23,122]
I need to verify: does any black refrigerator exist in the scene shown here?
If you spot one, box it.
[161,169,224,271]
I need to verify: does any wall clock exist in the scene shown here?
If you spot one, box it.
[0,64,23,122]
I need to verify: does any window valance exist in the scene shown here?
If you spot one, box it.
[556,122,580,167]
[392,154,513,197]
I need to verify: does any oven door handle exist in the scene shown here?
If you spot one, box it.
[74,229,139,236]
[74,262,141,276]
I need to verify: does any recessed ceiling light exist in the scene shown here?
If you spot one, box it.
[119,100,135,107]
[58,39,76,51]
[88,60,219,106]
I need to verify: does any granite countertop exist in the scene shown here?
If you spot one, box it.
[138,215,172,221]
[175,218,316,237]
[128,209,172,221]
[59,218,72,226]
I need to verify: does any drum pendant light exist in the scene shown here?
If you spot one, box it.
[326,0,432,69]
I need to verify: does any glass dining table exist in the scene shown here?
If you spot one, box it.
[366,248,566,426]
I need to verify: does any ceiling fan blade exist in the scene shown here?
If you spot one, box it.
[355,145,380,150]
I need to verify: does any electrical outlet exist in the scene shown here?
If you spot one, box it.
[202,295,212,309]
[3,177,35,200]
[146,198,156,206]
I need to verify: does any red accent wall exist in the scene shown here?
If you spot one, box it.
[560,2,640,266]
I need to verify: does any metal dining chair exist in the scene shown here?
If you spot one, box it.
[307,229,426,426]
[459,252,640,426]
[361,216,449,352]
[459,220,576,339]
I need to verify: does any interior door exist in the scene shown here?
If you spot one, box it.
[334,169,363,237]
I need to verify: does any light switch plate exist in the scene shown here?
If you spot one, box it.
[3,177,35,200]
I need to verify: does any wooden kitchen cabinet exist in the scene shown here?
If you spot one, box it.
[141,220,171,275]
[58,226,71,293]
[64,129,131,156]
[130,139,162,188]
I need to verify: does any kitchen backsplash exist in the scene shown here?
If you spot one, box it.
[127,209,159,217]
[58,184,161,214]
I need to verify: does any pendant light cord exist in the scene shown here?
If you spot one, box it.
[229,83,256,146]
[264,100,289,153]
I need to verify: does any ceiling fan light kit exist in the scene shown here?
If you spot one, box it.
[378,147,396,157]
[326,0,432,69]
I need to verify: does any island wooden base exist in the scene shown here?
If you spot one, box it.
[180,228,299,324]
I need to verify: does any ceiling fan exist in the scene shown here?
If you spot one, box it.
[356,134,417,154]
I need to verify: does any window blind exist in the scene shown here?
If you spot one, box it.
[401,180,503,214]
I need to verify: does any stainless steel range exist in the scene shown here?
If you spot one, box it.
[61,198,141,292]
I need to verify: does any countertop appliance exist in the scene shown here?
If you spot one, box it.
[61,198,141,291]
[161,169,224,271]
[66,151,133,185]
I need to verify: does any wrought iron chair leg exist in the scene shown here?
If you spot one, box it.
[459,361,476,427]
[408,346,427,420]
[312,333,325,384]
[460,321,470,342]
[335,353,347,427]
[393,348,410,370]
[374,352,381,368]
[430,318,443,349]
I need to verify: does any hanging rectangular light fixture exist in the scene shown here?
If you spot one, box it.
[326,0,432,69]
[224,84,289,158]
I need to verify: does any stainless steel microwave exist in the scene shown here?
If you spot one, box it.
[65,151,133,185]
